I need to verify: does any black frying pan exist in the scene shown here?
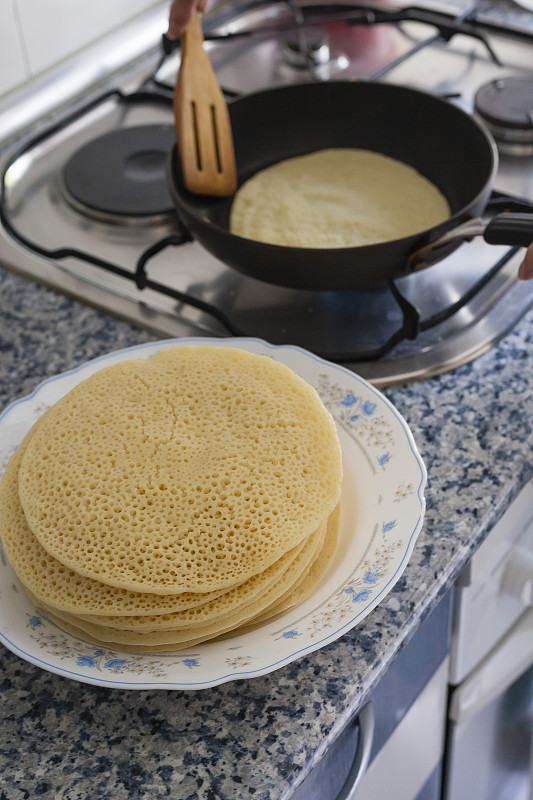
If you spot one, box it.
[167,81,533,291]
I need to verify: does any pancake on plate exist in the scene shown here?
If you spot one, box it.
[0,345,343,650]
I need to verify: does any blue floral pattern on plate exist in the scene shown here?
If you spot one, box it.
[0,338,426,690]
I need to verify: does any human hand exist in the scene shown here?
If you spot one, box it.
[168,0,208,38]
[518,243,533,281]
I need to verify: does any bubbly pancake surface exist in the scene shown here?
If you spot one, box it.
[27,517,327,646]
[0,434,316,623]
[229,148,451,248]
[26,504,339,651]
[17,345,343,594]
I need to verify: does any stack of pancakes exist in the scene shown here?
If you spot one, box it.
[0,346,343,652]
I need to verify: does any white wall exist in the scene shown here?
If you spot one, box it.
[0,0,166,98]
[0,2,29,97]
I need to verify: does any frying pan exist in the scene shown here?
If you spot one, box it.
[167,80,533,291]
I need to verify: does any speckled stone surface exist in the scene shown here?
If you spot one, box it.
[0,256,532,799]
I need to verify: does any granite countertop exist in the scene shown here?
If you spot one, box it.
[0,261,532,799]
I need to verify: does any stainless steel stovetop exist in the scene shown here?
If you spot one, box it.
[1,0,533,387]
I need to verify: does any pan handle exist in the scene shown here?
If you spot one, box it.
[483,213,533,248]
[407,212,533,272]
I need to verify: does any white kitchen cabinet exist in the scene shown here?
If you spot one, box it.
[291,595,452,800]
[0,2,29,97]
[14,0,165,75]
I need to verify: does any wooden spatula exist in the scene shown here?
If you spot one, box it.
[173,14,237,197]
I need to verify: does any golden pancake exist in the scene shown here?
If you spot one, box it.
[26,504,339,650]
[0,432,243,615]
[24,518,326,646]
[216,502,340,638]
[0,429,325,623]
[230,148,450,248]
[244,501,340,624]
[18,346,342,594]
[46,517,325,634]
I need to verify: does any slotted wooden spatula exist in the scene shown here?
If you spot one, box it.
[173,14,237,196]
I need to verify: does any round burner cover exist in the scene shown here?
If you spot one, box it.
[474,77,533,131]
[62,125,176,221]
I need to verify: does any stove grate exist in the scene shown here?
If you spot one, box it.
[1,3,533,364]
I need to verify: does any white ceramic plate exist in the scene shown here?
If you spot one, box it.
[0,338,426,689]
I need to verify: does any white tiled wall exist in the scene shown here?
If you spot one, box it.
[0,0,166,98]
[0,2,29,97]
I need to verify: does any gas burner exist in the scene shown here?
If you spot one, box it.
[276,28,349,79]
[474,77,533,155]
[61,125,176,226]
[281,29,330,70]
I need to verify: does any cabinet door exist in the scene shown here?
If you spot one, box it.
[15,0,163,75]
[0,3,28,98]
[292,594,452,800]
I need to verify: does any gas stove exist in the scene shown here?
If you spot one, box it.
[1,0,533,387]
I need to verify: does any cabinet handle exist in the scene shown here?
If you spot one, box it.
[335,701,375,800]
[449,606,533,725]
[501,545,533,606]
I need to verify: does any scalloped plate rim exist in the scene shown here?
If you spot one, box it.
[0,337,426,690]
